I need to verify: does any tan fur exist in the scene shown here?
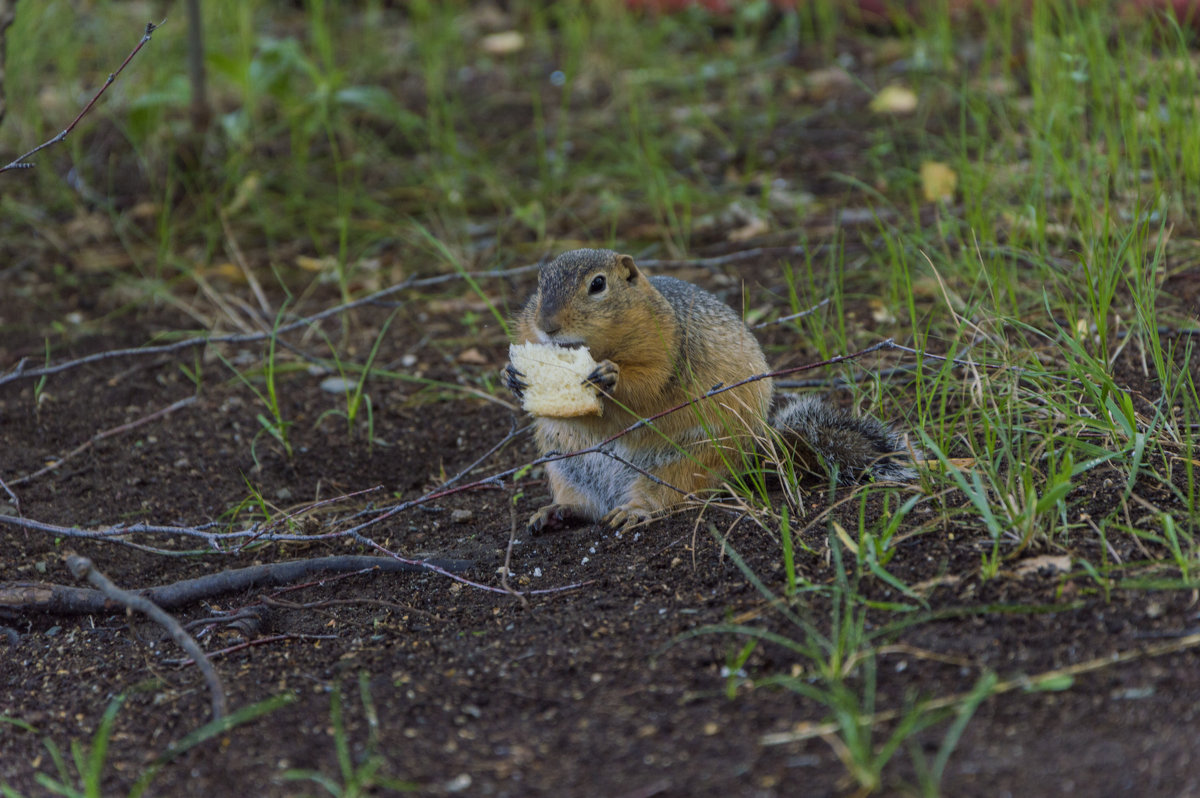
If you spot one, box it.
[506,248,915,533]
[512,249,770,531]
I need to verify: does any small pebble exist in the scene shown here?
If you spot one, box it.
[446,774,472,793]
[319,377,355,394]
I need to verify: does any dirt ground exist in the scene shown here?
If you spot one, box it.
[2,249,1199,798]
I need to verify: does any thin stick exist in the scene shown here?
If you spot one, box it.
[233,484,384,551]
[0,245,841,388]
[501,496,529,606]
[752,298,830,330]
[887,342,1079,383]
[64,552,228,720]
[164,633,339,665]
[0,473,19,514]
[0,20,165,173]
[595,449,690,495]
[261,595,443,621]
[0,276,408,387]
[637,244,835,271]
[9,396,196,486]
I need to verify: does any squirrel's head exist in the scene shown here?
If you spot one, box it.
[532,249,647,356]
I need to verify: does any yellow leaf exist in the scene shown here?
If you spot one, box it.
[225,173,261,215]
[1013,554,1072,578]
[296,255,337,272]
[869,84,917,114]
[920,161,958,202]
[209,262,245,283]
[869,298,896,325]
[479,31,524,55]
[457,347,489,365]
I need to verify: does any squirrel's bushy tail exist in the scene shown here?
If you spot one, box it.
[770,395,920,483]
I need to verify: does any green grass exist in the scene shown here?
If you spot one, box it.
[283,673,415,796]
[4,0,1200,794]
[0,694,293,798]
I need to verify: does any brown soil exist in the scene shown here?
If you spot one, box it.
[2,252,1199,798]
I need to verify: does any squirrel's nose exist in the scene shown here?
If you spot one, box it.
[539,313,561,336]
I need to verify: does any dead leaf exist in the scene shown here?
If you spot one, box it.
[296,255,337,273]
[428,298,497,314]
[727,216,769,242]
[64,212,110,244]
[207,262,247,284]
[1013,555,1072,578]
[920,161,958,202]
[457,347,489,365]
[869,298,896,325]
[225,173,261,215]
[805,66,854,102]
[130,201,160,219]
[870,84,918,114]
[480,31,524,55]
[76,246,133,273]
[911,573,962,596]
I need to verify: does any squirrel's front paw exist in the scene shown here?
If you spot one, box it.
[584,359,619,394]
[601,503,650,532]
[503,363,528,399]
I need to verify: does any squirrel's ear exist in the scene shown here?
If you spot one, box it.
[617,254,640,283]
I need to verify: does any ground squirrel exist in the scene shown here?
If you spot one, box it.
[504,248,917,532]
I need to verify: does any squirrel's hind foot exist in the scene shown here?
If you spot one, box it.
[601,503,651,533]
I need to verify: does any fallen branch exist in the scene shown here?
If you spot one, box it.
[0,20,164,174]
[1,554,472,615]
[64,552,228,721]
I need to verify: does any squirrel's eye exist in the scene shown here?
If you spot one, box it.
[588,275,606,294]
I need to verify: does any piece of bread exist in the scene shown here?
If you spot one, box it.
[509,342,604,418]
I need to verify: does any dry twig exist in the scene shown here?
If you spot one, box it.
[163,633,338,665]
[0,245,841,388]
[64,552,228,720]
[500,495,529,606]
[0,20,164,174]
[0,0,16,129]
[0,473,19,514]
